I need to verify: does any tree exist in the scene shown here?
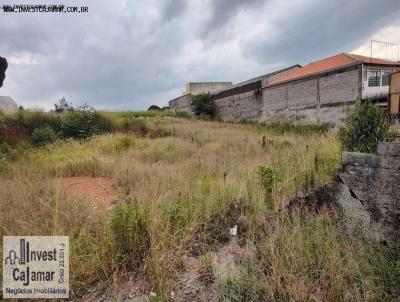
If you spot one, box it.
[148,105,161,111]
[191,93,216,118]
[54,97,73,113]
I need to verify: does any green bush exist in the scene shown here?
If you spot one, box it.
[60,110,113,139]
[191,93,216,118]
[22,111,62,133]
[31,126,57,146]
[339,101,389,153]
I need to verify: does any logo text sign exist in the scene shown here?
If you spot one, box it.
[3,236,69,299]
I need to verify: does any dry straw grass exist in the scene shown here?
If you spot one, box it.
[0,116,398,301]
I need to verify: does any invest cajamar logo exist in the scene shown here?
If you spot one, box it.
[5,238,59,286]
[2,236,69,299]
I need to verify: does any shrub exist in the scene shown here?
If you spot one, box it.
[110,202,150,269]
[22,111,62,133]
[31,126,57,146]
[147,105,161,111]
[257,166,279,208]
[191,93,216,118]
[339,101,389,153]
[60,110,113,139]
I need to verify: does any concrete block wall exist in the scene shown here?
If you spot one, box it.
[287,79,318,108]
[169,94,193,112]
[261,67,360,127]
[215,90,262,121]
[215,66,301,121]
[337,142,400,245]
[319,69,359,105]
[169,66,360,126]
[264,85,287,111]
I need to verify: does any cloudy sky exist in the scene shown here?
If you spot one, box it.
[1,0,400,110]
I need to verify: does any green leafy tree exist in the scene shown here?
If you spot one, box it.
[191,93,216,118]
[339,101,389,153]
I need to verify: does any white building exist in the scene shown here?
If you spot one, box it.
[0,96,18,113]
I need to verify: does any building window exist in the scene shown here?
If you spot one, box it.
[382,69,393,86]
[368,68,381,87]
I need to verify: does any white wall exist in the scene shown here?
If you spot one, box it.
[362,64,400,99]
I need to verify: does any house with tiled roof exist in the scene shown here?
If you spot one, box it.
[261,53,400,126]
[169,52,400,126]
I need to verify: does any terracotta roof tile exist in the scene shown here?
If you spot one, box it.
[346,53,400,66]
[270,53,400,85]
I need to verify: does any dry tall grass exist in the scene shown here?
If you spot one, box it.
[0,117,398,301]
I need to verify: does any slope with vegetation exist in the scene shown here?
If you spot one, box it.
[0,107,399,301]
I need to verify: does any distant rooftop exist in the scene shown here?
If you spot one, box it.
[233,64,302,87]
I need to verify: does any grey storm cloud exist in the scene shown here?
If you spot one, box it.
[162,0,188,22]
[0,0,399,110]
[201,0,264,36]
[246,0,400,65]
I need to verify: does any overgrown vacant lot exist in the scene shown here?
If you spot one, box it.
[0,117,399,301]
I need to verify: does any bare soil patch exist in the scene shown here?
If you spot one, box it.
[0,120,30,145]
[54,177,118,207]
